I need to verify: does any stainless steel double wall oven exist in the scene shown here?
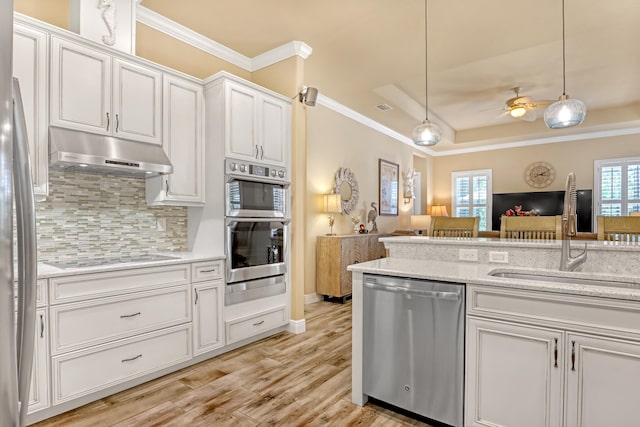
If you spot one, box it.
[224,159,289,305]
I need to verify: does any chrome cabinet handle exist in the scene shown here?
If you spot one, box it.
[255,145,259,159]
[120,312,141,319]
[106,112,110,131]
[260,145,264,159]
[121,354,142,363]
[115,114,119,132]
[201,268,217,273]
[253,320,265,326]
[40,314,44,338]
[194,289,199,305]
[571,341,576,371]
[553,338,558,368]
[165,179,170,195]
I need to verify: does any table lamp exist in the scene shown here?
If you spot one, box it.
[323,194,342,235]
[431,205,448,217]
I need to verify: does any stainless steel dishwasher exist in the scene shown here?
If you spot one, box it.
[362,274,465,427]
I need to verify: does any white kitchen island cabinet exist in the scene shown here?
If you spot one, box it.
[466,283,640,427]
[206,72,291,168]
[146,73,204,206]
[50,36,162,145]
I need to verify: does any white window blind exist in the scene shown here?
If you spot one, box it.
[594,158,640,223]
[451,169,492,231]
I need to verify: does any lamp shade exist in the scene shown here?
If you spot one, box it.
[430,204,448,216]
[412,119,442,146]
[323,194,342,214]
[411,215,432,232]
[543,95,587,129]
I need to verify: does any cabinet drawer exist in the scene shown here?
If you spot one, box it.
[225,306,286,345]
[49,264,191,304]
[192,260,223,282]
[468,284,640,339]
[50,285,190,355]
[52,324,191,404]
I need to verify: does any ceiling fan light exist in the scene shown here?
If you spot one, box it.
[543,95,587,129]
[510,106,527,118]
[412,119,442,146]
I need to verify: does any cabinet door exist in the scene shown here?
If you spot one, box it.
[159,74,204,205]
[29,309,50,414]
[13,24,48,199]
[340,238,368,296]
[50,37,111,134]
[192,280,224,355]
[466,318,563,427]
[257,95,288,167]
[565,334,640,427]
[112,59,162,145]
[225,81,257,161]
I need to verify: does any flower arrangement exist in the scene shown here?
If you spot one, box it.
[503,205,538,217]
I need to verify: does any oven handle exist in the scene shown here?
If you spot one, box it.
[226,217,291,225]
[225,173,290,187]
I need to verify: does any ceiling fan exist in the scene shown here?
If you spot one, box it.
[499,87,554,122]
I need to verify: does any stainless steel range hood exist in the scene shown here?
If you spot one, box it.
[49,127,173,178]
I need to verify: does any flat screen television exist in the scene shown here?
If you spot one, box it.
[491,190,593,232]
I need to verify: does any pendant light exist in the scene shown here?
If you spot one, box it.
[543,0,586,129]
[412,0,441,146]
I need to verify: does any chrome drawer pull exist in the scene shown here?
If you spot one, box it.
[253,320,265,326]
[121,354,142,363]
[40,314,44,338]
[201,268,217,273]
[120,312,141,319]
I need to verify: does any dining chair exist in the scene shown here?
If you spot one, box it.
[500,215,563,240]
[597,215,640,242]
[429,216,479,238]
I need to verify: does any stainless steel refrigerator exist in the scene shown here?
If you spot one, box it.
[1,1,39,426]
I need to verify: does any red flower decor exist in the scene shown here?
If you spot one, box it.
[503,205,538,217]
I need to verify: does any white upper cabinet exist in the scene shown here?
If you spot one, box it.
[13,23,49,199]
[50,37,162,145]
[146,73,204,206]
[219,76,290,168]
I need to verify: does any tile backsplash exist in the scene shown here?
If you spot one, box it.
[36,170,188,263]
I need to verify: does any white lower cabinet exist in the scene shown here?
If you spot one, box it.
[466,318,564,427]
[564,334,640,427]
[29,308,50,414]
[192,280,224,355]
[52,324,191,404]
[466,284,640,427]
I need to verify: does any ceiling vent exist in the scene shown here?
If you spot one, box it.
[376,103,393,111]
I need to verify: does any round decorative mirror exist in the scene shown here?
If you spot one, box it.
[334,168,359,215]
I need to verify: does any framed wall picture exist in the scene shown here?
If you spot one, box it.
[378,159,399,216]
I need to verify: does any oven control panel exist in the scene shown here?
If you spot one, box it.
[226,159,288,182]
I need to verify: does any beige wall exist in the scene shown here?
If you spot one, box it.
[304,105,422,296]
[431,133,640,212]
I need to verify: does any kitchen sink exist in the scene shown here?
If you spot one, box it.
[45,254,181,269]
[489,270,640,289]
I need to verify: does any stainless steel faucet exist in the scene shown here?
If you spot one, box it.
[560,172,587,271]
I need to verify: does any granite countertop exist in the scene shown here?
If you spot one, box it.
[37,251,225,279]
[348,257,640,302]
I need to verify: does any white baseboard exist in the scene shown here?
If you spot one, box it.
[305,293,322,305]
[287,318,306,334]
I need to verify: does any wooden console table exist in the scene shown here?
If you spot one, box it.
[316,233,389,303]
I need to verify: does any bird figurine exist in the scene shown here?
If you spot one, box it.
[367,202,378,233]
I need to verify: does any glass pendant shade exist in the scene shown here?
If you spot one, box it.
[543,94,587,129]
[412,119,441,146]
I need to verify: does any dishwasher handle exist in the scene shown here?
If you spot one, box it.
[363,281,461,301]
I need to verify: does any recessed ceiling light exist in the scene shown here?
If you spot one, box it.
[376,103,393,111]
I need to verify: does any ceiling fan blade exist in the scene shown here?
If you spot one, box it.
[521,109,537,121]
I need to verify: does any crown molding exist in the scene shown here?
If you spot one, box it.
[136,6,311,72]
[315,94,437,155]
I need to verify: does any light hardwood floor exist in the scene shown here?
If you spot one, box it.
[33,301,430,426]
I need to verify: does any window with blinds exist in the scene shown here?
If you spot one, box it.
[451,169,492,231]
[595,157,640,218]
